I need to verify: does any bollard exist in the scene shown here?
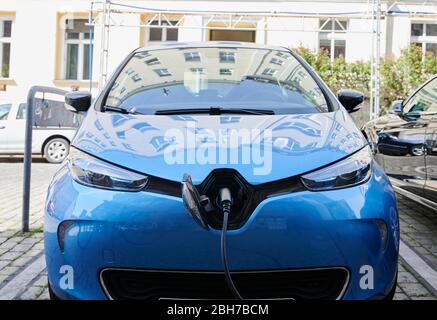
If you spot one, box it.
[22,86,67,232]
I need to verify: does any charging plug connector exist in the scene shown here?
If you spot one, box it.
[218,188,232,214]
[218,187,243,300]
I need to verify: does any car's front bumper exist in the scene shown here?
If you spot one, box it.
[44,163,399,300]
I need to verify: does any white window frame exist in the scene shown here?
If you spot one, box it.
[219,51,236,63]
[0,16,13,79]
[146,20,179,43]
[190,67,205,74]
[145,57,160,65]
[60,17,92,81]
[270,58,283,66]
[220,68,233,76]
[410,22,437,59]
[184,52,200,62]
[262,68,277,77]
[154,68,172,77]
[318,18,348,63]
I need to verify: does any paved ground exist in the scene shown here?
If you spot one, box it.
[0,161,58,300]
[0,160,436,300]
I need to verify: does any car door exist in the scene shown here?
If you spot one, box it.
[422,79,437,203]
[376,79,437,198]
[6,103,26,153]
[425,117,437,202]
[0,103,12,152]
[377,115,428,197]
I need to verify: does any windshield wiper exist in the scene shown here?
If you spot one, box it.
[102,105,141,115]
[155,107,274,116]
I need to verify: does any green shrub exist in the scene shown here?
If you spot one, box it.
[293,45,437,114]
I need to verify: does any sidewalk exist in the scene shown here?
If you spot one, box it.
[0,162,57,300]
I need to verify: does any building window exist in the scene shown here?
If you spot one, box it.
[262,68,277,76]
[135,51,151,59]
[319,19,347,62]
[219,51,236,63]
[145,57,160,65]
[0,19,12,78]
[209,29,256,43]
[63,19,93,80]
[190,67,205,74]
[184,52,200,62]
[276,52,289,58]
[154,68,171,77]
[220,68,233,76]
[270,58,283,66]
[411,22,437,57]
[148,21,178,42]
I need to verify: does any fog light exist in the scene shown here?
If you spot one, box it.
[57,221,74,252]
[374,220,388,250]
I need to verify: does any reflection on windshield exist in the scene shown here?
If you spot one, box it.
[75,111,362,159]
[106,47,329,115]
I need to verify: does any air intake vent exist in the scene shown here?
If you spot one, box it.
[100,268,349,300]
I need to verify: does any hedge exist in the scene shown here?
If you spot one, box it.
[293,45,437,113]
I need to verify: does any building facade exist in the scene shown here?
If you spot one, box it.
[0,0,436,102]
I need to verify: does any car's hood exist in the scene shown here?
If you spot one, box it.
[72,109,366,184]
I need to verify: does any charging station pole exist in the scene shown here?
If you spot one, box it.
[22,86,67,232]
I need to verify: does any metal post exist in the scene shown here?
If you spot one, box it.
[375,0,381,119]
[89,1,94,92]
[370,0,382,120]
[370,0,375,121]
[22,86,67,232]
[104,2,111,84]
[22,88,36,232]
[99,0,110,89]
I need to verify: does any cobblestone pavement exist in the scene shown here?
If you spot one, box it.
[397,197,437,271]
[0,162,59,232]
[0,162,58,300]
[0,161,436,300]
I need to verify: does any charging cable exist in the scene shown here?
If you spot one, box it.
[218,188,243,300]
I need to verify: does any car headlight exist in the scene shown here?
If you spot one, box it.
[68,147,148,191]
[301,146,372,191]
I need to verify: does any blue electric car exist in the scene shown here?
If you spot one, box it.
[44,42,399,300]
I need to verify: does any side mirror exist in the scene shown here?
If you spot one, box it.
[65,92,91,113]
[388,100,403,115]
[338,90,364,113]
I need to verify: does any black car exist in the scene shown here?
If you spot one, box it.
[363,75,437,210]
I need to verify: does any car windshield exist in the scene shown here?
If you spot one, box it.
[403,77,437,115]
[105,47,329,115]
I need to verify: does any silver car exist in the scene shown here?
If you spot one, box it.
[0,100,79,163]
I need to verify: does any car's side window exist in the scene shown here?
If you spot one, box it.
[403,78,437,115]
[16,103,26,119]
[0,104,12,120]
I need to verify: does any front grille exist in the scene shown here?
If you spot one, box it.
[100,268,349,300]
[198,169,305,229]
